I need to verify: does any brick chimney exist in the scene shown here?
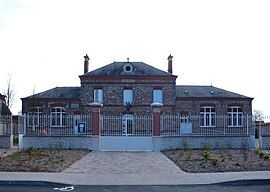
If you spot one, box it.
[84,54,90,74]
[167,54,173,74]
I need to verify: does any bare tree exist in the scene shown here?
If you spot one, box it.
[3,74,15,109]
[253,109,264,121]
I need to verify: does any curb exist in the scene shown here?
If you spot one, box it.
[0,179,269,186]
[0,180,67,186]
[215,179,270,186]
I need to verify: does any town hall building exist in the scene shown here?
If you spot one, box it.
[20,54,255,151]
[22,54,253,124]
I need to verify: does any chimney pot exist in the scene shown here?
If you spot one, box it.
[167,54,173,74]
[84,54,90,74]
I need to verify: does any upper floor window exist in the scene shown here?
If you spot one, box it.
[200,106,216,127]
[153,89,163,104]
[123,89,133,106]
[228,106,243,127]
[51,107,66,127]
[94,89,103,104]
[27,107,43,127]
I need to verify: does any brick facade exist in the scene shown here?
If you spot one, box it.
[21,59,253,117]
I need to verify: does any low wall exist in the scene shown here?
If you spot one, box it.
[0,135,13,149]
[23,136,93,150]
[260,136,270,150]
[153,135,250,151]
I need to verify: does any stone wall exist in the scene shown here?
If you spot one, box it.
[153,135,250,151]
[0,135,13,148]
[23,136,93,149]
[260,136,270,150]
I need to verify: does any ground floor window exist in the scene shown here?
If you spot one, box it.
[228,106,243,127]
[200,106,216,127]
[51,107,66,127]
[27,107,43,127]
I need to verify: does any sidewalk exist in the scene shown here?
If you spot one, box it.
[0,171,270,185]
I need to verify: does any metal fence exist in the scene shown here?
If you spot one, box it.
[101,115,153,136]
[0,115,12,136]
[19,114,93,136]
[256,116,270,136]
[161,115,250,136]
[15,114,255,137]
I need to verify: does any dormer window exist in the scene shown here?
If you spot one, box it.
[123,63,133,73]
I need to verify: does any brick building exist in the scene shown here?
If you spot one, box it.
[21,55,253,128]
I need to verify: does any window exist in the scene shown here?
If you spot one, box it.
[200,106,216,127]
[123,89,133,106]
[153,89,163,103]
[123,63,133,73]
[27,107,43,127]
[228,106,243,127]
[94,89,103,104]
[51,107,66,127]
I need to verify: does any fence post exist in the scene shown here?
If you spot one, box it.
[151,103,163,136]
[90,102,103,136]
[23,114,26,135]
[246,114,249,135]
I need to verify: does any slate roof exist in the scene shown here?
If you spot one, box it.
[176,85,252,99]
[81,61,176,77]
[22,87,81,99]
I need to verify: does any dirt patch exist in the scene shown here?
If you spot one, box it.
[162,149,270,173]
[0,149,90,172]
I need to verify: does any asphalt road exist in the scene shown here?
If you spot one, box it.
[0,184,270,192]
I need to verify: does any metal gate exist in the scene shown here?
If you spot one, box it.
[99,115,153,151]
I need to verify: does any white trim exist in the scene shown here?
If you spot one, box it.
[51,107,66,127]
[228,106,243,127]
[200,106,216,127]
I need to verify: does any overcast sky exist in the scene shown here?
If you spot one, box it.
[0,0,270,115]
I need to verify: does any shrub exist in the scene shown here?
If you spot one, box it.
[259,152,265,158]
[211,158,218,166]
[255,149,260,154]
[202,150,210,159]
[181,140,189,150]
[263,155,269,160]
[202,143,211,152]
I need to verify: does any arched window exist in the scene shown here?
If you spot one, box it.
[228,106,243,127]
[200,106,216,127]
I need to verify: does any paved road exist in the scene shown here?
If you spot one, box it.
[63,151,185,174]
[1,184,270,192]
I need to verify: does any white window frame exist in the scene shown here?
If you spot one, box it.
[27,107,43,127]
[93,89,103,104]
[228,106,243,127]
[200,106,216,127]
[51,107,66,127]
[123,89,133,106]
[153,89,163,104]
